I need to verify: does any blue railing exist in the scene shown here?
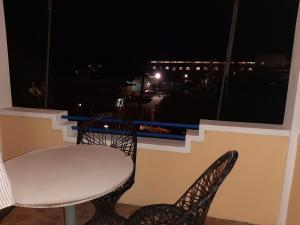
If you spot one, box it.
[62,115,199,141]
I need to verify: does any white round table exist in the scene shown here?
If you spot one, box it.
[4,144,134,225]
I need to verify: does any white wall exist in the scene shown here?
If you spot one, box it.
[279,3,300,224]
[0,0,12,109]
[283,4,300,130]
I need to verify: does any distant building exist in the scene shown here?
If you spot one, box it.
[147,60,257,75]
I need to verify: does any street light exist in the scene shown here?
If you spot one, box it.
[44,0,53,108]
[138,72,162,119]
[154,72,161,79]
[216,0,239,120]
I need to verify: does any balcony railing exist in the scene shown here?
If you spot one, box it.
[61,115,199,141]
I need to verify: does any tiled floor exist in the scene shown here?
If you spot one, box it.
[1,202,253,225]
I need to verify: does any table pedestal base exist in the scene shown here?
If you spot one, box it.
[64,206,76,225]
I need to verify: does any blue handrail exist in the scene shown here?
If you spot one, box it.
[137,132,185,140]
[134,120,198,129]
[62,115,199,130]
[63,115,198,141]
[72,126,185,141]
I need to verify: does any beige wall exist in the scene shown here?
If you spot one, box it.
[0,115,66,160]
[286,138,300,225]
[121,131,289,225]
[0,115,289,224]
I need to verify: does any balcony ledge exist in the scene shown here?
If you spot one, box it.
[0,107,290,154]
[200,119,290,137]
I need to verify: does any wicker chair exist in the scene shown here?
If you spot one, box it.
[76,114,137,225]
[127,151,238,225]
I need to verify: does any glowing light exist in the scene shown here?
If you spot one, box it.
[196,67,200,71]
[78,103,82,107]
[155,72,161,79]
[104,124,109,129]
[165,66,169,70]
[116,98,124,107]
[184,74,189,78]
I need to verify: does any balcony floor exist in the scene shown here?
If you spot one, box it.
[1,202,254,225]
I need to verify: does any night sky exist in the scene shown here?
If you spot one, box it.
[3,0,300,78]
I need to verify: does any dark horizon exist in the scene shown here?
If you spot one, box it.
[3,0,299,78]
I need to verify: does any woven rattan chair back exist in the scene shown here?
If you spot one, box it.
[76,114,137,162]
[174,151,238,225]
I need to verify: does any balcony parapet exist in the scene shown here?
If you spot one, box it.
[0,107,77,142]
[0,107,290,154]
[200,119,290,138]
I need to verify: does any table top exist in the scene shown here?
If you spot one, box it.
[4,144,133,208]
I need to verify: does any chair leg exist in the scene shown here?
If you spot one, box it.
[84,211,127,225]
[85,197,126,225]
[0,206,15,223]
[85,177,134,225]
